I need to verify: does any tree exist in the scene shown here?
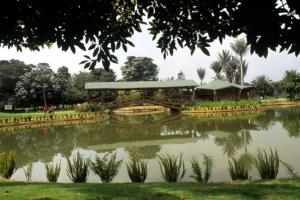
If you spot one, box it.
[218,50,237,83]
[53,66,72,105]
[177,71,186,80]
[91,68,116,82]
[210,61,223,80]
[251,75,273,97]
[121,56,158,81]
[230,38,249,85]
[0,60,33,106]
[69,72,94,103]
[197,68,206,85]
[15,63,55,106]
[0,1,298,70]
[281,70,300,99]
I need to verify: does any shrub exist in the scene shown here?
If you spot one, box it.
[23,160,33,181]
[45,161,61,183]
[90,153,122,183]
[126,156,148,183]
[190,154,213,183]
[0,151,17,179]
[75,103,91,112]
[66,152,89,183]
[228,157,249,181]
[158,153,186,182]
[255,148,279,179]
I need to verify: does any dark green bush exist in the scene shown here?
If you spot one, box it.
[255,148,279,179]
[228,157,249,181]
[66,152,89,183]
[158,153,186,182]
[0,151,17,179]
[126,156,148,183]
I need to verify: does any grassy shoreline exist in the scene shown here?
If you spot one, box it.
[0,179,299,200]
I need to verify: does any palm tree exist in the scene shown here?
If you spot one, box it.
[210,61,223,80]
[251,75,273,97]
[235,60,248,84]
[230,38,249,85]
[197,67,206,85]
[223,56,239,83]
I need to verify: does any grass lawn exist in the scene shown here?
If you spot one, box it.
[0,179,300,200]
[0,111,76,120]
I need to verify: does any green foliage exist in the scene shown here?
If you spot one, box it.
[190,154,214,183]
[23,160,33,181]
[90,153,123,183]
[75,103,91,112]
[121,56,158,81]
[252,75,274,97]
[158,153,186,182]
[280,160,299,179]
[255,148,279,180]
[91,68,116,82]
[228,157,249,181]
[126,156,148,183]
[0,151,17,179]
[45,161,61,183]
[66,152,89,183]
[281,70,300,99]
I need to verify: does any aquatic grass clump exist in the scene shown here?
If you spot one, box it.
[90,153,122,183]
[126,156,148,183]
[158,153,186,182]
[45,161,61,183]
[228,158,249,181]
[190,154,214,183]
[23,160,33,181]
[66,152,89,183]
[0,151,17,179]
[255,148,279,179]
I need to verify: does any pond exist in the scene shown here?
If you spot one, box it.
[0,106,299,183]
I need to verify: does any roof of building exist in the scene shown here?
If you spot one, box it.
[85,80,198,90]
[196,80,252,91]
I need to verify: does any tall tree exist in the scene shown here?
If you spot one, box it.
[230,38,249,85]
[69,72,95,103]
[281,70,300,99]
[0,60,33,105]
[251,75,273,97]
[210,61,223,80]
[91,68,116,82]
[121,57,158,81]
[177,71,186,80]
[53,66,71,105]
[197,68,206,85]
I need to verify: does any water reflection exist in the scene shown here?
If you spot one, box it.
[0,106,299,182]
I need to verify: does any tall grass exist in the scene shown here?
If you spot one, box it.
[255,148,279,179]
[0,151,17,179]
[228,158,249,181]
[90,153,122,183]
[45,161,61,183]
[66,152,89,183]
[158,153,186,182]
[23,160,33,181]
[190,154,214,183]
[280,160,299,179]
[126,156,148,183]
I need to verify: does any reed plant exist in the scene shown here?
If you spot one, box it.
[158,153,186,182]
[228,157,249,181]
[126,156,148,183]
[255,148,279,179]
[0,151,17,179]
[23,160,33,181]
[190,154,214,183]
[45,161,61,183]
[90,153,122,183]
[66,152,89,183]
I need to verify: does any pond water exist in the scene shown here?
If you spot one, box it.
[0,106,299,183]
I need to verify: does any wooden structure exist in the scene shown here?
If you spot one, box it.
[85,80,198,111]
[196,80,253,101]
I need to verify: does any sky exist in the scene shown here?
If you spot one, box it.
[0,25,299,84]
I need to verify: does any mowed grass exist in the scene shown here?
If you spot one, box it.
[0,111,76,120]
[0,179,300,200]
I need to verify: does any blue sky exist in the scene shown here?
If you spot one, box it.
[0,25,299,84]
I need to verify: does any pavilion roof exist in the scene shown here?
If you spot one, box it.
[196,80,252,91]
[85,80,198,90]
